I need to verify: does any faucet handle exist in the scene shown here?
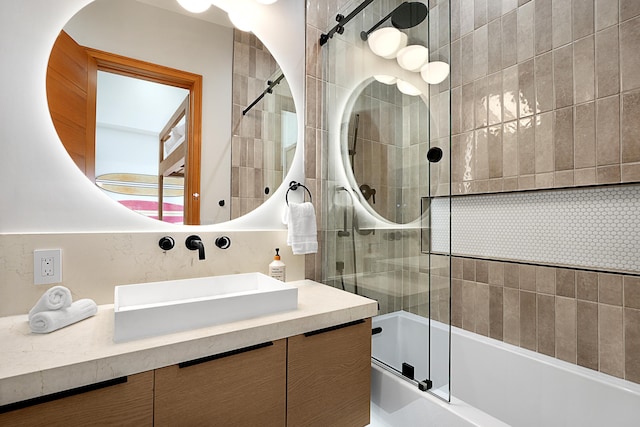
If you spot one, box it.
[186,235,205,260]
[159,236,175,251]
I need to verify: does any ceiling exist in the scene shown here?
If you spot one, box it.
[134,0,233,28]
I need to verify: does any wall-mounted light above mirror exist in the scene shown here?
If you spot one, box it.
[46,0,296,226]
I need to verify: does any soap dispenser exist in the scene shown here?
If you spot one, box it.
[269,248,286,282]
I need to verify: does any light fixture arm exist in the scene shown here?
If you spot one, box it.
[360,8,397,41]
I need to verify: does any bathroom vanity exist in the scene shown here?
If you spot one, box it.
[0,280,377,426]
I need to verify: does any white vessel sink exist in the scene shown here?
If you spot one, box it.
[113,272,298,342]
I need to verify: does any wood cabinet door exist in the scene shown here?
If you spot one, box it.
[154,339,286,427]
[287,318,372,427]
[0,371,153,427]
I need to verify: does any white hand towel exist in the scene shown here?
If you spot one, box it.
[28,285,72,320]
[285,202,318,255]
[29,299,98,334]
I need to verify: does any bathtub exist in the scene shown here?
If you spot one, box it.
[369,311,640,427]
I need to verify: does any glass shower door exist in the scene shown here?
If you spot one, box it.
[319,0,452,401]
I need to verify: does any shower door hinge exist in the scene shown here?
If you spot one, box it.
[418,379,433,392]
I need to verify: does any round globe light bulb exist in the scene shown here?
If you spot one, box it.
[176,0,211,13]
[228,11,253,32]
[396,45,429,72]
[374,75,398,85]
[396,79,421,96]
[420,61,450,85]
[367,27,408,59]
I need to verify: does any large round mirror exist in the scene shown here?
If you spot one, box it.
[343,77,432,225]
[47,0,296,225]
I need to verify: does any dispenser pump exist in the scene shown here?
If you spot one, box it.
[269,248,286,281]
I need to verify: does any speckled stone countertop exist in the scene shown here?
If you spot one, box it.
[0,280,377,406]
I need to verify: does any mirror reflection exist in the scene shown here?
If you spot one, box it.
[47,0,296,225]
[344,78,430,224]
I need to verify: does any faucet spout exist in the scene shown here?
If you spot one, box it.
[186,235,205,260]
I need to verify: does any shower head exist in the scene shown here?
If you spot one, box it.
[360,1,428,41]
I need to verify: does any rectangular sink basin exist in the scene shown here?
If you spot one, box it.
[113,272,298,342]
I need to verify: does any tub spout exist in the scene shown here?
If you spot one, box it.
[186,235,205,260]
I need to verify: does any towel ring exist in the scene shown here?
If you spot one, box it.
[286,181,312,206]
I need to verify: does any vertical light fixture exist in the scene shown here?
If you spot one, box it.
[176,0,211,13]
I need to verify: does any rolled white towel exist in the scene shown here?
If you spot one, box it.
[29,299,98,334]
[28,286,72,320]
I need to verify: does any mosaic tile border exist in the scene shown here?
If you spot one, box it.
[431,185,640,273]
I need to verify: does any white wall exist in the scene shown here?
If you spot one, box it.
[0,0,305,233]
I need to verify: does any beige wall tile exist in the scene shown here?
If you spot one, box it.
[452,279,463,327]
[475,77,488,128]
[504,287,521,345]
[620,16,640,92]
[462,33,474,85]
[460,0,475,36]
[596,165,621,184]
[573,0,595,40]
[462,83,475,132]
[517,1,535,62]
[474,26,489,81]
[489,261,505,286]
[535,172,554,188]
[488,0,503,22]
[554,107,575,170]
[596,26,620,98]
[476,283,491,336]
[518,118,535,174]
[554,170,575,186]
[537,294,556,356]
[535,52,554,113]
[622,162,640,182]
[554,45,574,108]
[557,268,576,298]
[520,291,537,351]
[535,112,554,172]
[463,257,476,281]
[488,71,503,125]
[518,174,536,190]
[451,39,462,89]
[573,35,595,103]
[556,297,577,363]
[624,276,640,309]
[451,87,462,134]
[503,121,519,176]
[475,128,490,180]
[574,102,596,168]
[475,0,488,28]
[620,0,640,21]
[451,0,461,41]
[476,260,489,283]
[502,10,518,67]
[577,271,599,301]
[599,273,623,306]
[503,66,519,121]
[552,0,573,48]
[490,285,504,340]
[574,167,597,185]
[519,59,536,117]
[488,20,503,74]
[596,0,618,31]
[536,266,556,294]
[488,125,504,178]
[625,308,640,382]
[535,0,553,54]
[519,264,536,291]
[622,91,640,163]
[599,304,624,378]
[577,300,599,370]
[462,280,477,331]
[596,95,621,166]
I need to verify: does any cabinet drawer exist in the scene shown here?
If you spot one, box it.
[154,339,286,427]
[287,318,372,427]
[0,371,154,427]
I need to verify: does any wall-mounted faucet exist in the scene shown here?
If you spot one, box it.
[186,235,205,260]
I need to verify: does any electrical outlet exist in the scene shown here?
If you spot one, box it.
[34,249,62,285]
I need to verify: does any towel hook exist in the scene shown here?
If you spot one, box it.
[286,181,312,206]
